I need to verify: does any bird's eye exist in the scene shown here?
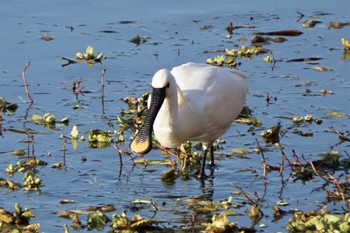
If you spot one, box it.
[166,83,170,88]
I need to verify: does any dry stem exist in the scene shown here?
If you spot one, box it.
[22,61,33,103]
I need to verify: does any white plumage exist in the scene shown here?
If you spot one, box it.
[130,62,249,178]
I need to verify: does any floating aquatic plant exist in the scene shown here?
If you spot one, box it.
[0,97,18,114]
[0,203,40,233]
[302,19,322,28]
[287,206,350,233]
[30,113,69,129]
[41,32,54,41]
[203,212,238,232]
[23,170,41,191]
[88,129,113,145]
[0,177,21,190]
[62,45,106,67]
[207,46,269,68]
[75,46,106,66]
[260,122,282,144]
[291,113,323,125]
[129,35,148,46]
[70,124,79,139]
[341,38,350,50]
[87,210,110,230]
[110,210,158,231]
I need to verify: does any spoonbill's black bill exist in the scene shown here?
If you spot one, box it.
[130,62,249,179]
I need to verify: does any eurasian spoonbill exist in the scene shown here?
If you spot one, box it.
[130,62,249,179]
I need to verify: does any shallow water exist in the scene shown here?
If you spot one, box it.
[1,0,349,232]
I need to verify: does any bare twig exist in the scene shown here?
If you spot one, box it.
[0,110,3,138]
[61,57,77,67]
[265,91,270,106]
[101,68,106,98]
[101,68,106,115]
[232,184,256,205]
[296,11,305,22]
[329,126,350,142]
[255,139,268,177]
[22,61,33,103]
[114,143,123,167]
[278,144,285,176]
[327,173,348,211]
[309,161,329,182]
[72,81,81,99]
[114,144,135,166]
[63,139,67,167]
[31,135,35,157]
[153,141,177,170]
[150,199,159,211]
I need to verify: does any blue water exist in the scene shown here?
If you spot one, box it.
[1,0,349,232]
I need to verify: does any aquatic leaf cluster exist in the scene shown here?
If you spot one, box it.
[203,212,238,233]
[260,122,282,144]
[2,157,47,192]
[206,46,269,68]
[0,97,18,114]
[61,45,106,67]
[341,37,350,60]
[0,203,39,233]
[129,34,148,46]
[30,113,69,128]
[75,46,106,66]
[287,206,350,233]
[57,207,160,232]
[111,210,158,231]
[23,170,41,191]
[88,129,113,148]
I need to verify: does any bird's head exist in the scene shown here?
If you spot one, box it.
[130,69,173,155]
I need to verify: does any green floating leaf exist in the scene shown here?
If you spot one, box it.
[84,46,94,60]
[341,37,350,50]
[8,128,39,134]
[134,159,172,166]
[228,148,249,155]
[88,129,112,143]
[327,112,348,118]
[70,125,79,139]
[51,162,62,169]
[161,169,176,184]
[87,210,110,230]
[260,122,281,144]
[41,32,54,41]
[11,150,26,156]
[59,199,76,204]
[0,97,18,113]
[302,20,322,28]
[313,66,333,72]
[31,114,43,123]
[73,46,106,67]
[23,171,41,191]
[276,200,289,206]
[43,113,55,123]
[204,212,238,232]
[129,35,148,46]
[111,210,158,231]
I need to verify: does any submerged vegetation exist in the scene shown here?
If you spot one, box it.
[1,5,349,233]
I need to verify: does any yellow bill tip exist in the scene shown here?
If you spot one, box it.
[130,136,152,155]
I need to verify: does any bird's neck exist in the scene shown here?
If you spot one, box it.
[157,86,192,130]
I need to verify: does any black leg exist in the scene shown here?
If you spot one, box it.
[198,149,208,179]
[209,146,214,166]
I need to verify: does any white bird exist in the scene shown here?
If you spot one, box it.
[130,62,249,179]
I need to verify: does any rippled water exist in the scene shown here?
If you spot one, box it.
[1,0,349,232]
